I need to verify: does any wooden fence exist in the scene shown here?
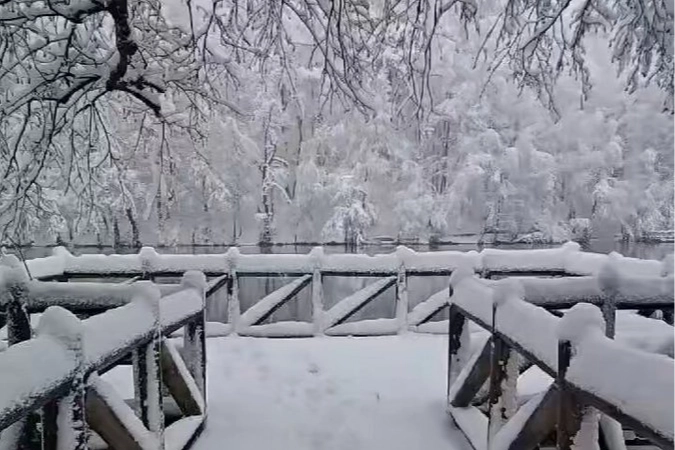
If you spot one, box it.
[18,243,672,337]
[446,268,674,450]
[0,260,217,450]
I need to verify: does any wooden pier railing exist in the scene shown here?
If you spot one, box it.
[446,267,674,450]
[14,243,673,337]
[0,258,218,450]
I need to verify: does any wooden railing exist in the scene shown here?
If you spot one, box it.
[16,243,672,337]
[0,260,216,450]
[446,268,674,450]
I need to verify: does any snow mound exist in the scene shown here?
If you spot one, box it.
[557,303,605,345]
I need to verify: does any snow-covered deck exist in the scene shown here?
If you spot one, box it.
[105,335,472,450]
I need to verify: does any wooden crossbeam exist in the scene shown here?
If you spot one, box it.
[407,289,448,326]
[206,274,229,298]
[323,276,396,330]
[449,336,491,407]
[239,275,312,328]
[160,339,204,417]
[86,377,159,450]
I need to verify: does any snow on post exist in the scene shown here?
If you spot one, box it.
[139,247,160,280]
[309,247,324,335]
[556,303,605,450]
[181,271,207,398]
[37,307,87,449]
[598,253,622,338]
[131,283,164,446]
[449,263,475,290]
[225,248,241,332]
[557,303,606,348]
[395,246,413,333]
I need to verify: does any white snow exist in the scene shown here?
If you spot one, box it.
[407,289,449,325]
[165,416,204,450]
[159,288,204,331]
[325,318,399,336]
[82,300,156,368]
[557,303,606,344]
[412,320,449,334]
[26,281,139,310]
[89,374,159,450]
[0,337,75,421]
[566,333,675,441]
[238,275,311,327]
[322,276,396,330]
[170,322,232,338]
[447,405,487,450]
[238,322,315,338]
[599,416,627,450]
[480,243,579,273]
[571,408,600,450]
[614,312,674,357]
[103,334,472,450]
[23,246,71,279]
[489,389,550,450]
[512,277,604,306]
[235,253,314,274]
[450,273,493,325]
[447,334,490,404]
[164,340,205,413]
[516,366,552,405]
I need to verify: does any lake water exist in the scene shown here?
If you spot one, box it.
[11,240,674,324]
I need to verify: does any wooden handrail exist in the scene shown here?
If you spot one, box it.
[0,271,210,449]
[447,272,675,450]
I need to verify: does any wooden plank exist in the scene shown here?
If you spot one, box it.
[323,276,397,329]
[449,337,491,407]
[161,340,203,417]
[492,385,558,450]
[86,387,145,450]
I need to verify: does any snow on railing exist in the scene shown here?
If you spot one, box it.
[25,242,669,279]
[559,306,675,448]
[0,271,209,449]
[447,266,675,450]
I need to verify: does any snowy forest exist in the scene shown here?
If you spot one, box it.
[0,0,673,249]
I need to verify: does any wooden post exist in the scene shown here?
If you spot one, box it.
[395,263,408,333]
[600,296,616,339]
[311,268,323,336]
[599,259,619,338]
[38,307,87,450]
[183,272,207,401]
[132,286,164,448]
[556,340,582,450]
[6,272,31,346]
[227,270,240,333]
[447,296,466,401]
[309,246,324,336]
[3,268,42,449]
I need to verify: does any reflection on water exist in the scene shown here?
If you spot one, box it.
[11,240,674,324]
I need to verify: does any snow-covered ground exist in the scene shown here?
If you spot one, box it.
[194,335,472,450]
[105,334,472,450]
